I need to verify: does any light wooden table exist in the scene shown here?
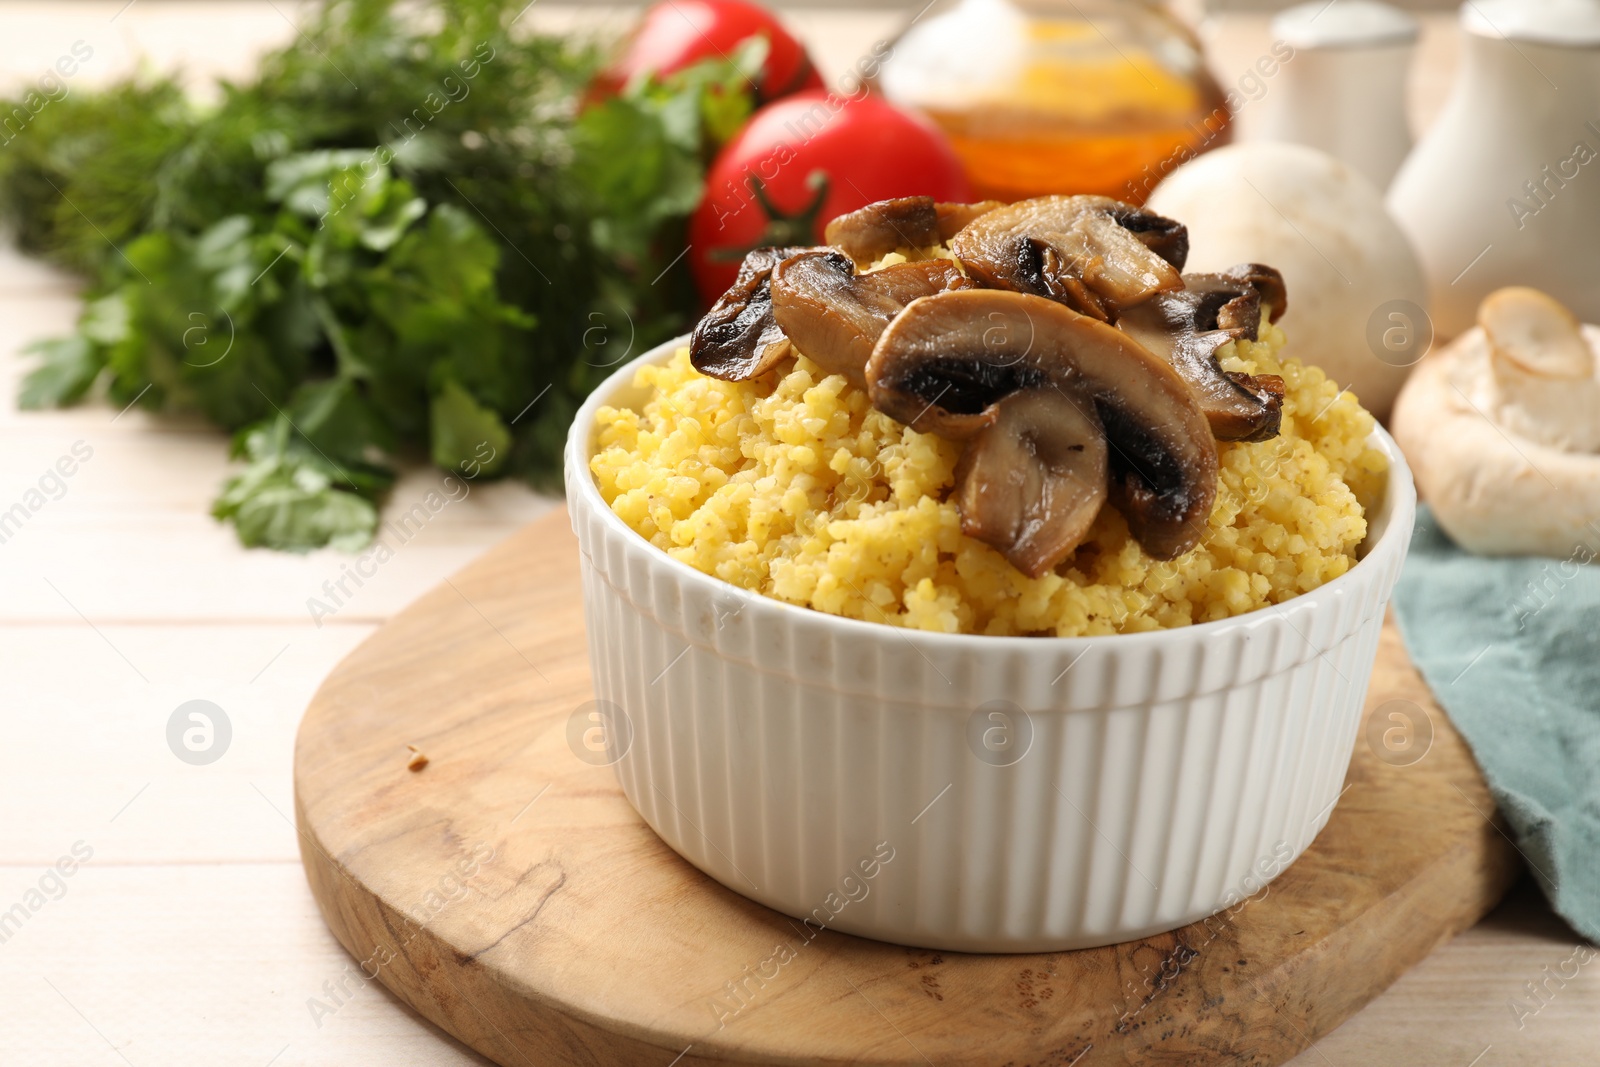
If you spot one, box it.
[0,5,1593,1066]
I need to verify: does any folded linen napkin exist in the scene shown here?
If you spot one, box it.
[1392,506,1600,943]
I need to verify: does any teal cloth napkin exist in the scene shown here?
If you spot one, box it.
[1392,506,1600,944]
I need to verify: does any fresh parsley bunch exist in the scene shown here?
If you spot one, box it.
[1,0,756,550]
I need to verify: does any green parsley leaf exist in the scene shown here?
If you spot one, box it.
[430,377,510,477]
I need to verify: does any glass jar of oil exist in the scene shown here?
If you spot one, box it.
[877,0,1230,204]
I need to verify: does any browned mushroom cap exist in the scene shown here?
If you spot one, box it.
[949,195,1188,321]
[690,245,818,381]
[1219,262,1287,323]
[1111,202,1190,271]
[953,388,1108,578]
[867,289,1218,559]
[825,197,1005,267]
[769,249,972,389]
[935,200,1005,241]
[1116,265,1288,442]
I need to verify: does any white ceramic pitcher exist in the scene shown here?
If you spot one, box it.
[1388,0,1600,337]
[1262,0,1418,191]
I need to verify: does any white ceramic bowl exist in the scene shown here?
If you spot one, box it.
[565,337,1417,952]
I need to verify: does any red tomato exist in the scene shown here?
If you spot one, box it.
[600,0,823,103]
[689,91,973,301]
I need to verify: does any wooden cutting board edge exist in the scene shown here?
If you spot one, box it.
[292,509,1520,1067]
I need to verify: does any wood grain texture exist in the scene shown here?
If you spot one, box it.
[293,507,1520,1067]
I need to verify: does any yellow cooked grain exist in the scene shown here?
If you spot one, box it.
[590,318,1387,636]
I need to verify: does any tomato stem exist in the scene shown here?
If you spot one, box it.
[709,169,830,262]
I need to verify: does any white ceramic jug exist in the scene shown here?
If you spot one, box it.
[1262,0,1418,191]
[1387,0,1600,338]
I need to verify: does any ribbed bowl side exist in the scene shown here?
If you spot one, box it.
[565,339,1415,953]
[569,497,1405,951]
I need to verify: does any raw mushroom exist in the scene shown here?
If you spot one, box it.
[769,250,973,389]
[824,197,1004,268]
[1146,142,1428,421]
[953,388,1109,577]
[1484,286,1593,372]
[867,289,1219,559]
[1116,264,1289,442]
[949,195,1188,321]
[1392,286,1600,556]
[1481,287,1600,453]
[690,245,817,381]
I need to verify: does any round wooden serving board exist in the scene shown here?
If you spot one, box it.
[294,508,1519,1067]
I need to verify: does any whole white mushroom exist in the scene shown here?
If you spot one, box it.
[1147,142,1428,421]
[1392,287,1600,557]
